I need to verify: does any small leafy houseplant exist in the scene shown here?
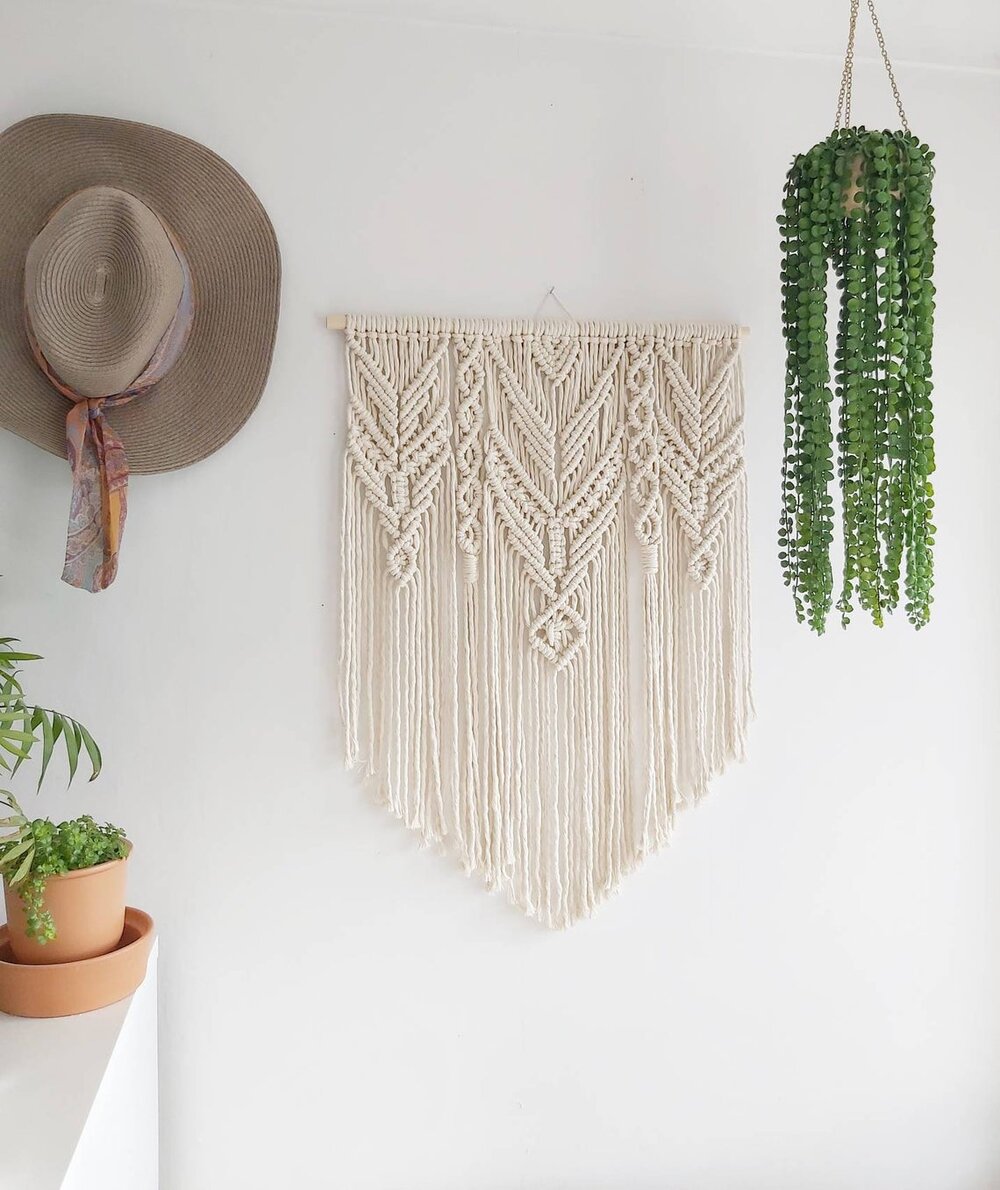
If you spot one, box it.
[0,636,128,961]
[1,797,127,944]
[778,0,936,633]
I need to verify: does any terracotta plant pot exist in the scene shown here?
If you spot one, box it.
[0,907,155,1017]
[3,847,130,965]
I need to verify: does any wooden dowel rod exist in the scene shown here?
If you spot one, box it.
[326,314,751,336]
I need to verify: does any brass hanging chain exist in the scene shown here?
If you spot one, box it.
[834,0,910,134]
[834,0,861,129]
[867,0,911,132]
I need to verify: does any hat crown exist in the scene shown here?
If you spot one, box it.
[25,186,184,398]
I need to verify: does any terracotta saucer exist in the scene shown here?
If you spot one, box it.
[0,907,155,1018]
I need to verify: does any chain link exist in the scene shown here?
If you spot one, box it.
[833,0,910,134]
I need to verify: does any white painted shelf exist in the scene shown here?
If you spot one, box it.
[0,941,159,1190]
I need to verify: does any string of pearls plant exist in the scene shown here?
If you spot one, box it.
[778,123,936,632]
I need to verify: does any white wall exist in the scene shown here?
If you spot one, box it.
[1,3,999,1188]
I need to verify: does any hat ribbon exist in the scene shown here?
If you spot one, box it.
[24,236,194,593]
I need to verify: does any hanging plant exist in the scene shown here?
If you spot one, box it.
[778,0,936,632]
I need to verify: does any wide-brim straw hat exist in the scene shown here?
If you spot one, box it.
[0,113,280,473]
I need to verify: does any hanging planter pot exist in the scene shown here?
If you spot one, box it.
[778,0,936,632]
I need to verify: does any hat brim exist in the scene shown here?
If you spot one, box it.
[0,113,280,474]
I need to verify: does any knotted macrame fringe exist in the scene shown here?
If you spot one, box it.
[340,316,752,928]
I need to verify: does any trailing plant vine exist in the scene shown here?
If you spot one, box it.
[778,0,936,632]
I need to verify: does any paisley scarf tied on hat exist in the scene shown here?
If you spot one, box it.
[24,243,193,593]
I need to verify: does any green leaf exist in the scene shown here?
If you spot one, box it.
[11,706,38,776]
[37,710,55,792]
[63,718,80,785]
[0,727,36,758]
[11,845,35,885]
[78,723,102,782]
[0,836,33,869]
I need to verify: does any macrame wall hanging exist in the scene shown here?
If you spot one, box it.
[778,0,936,632]
[338,315,752,927]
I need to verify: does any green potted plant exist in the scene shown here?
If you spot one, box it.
[0,637,129,965]
[777,0,936,633]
